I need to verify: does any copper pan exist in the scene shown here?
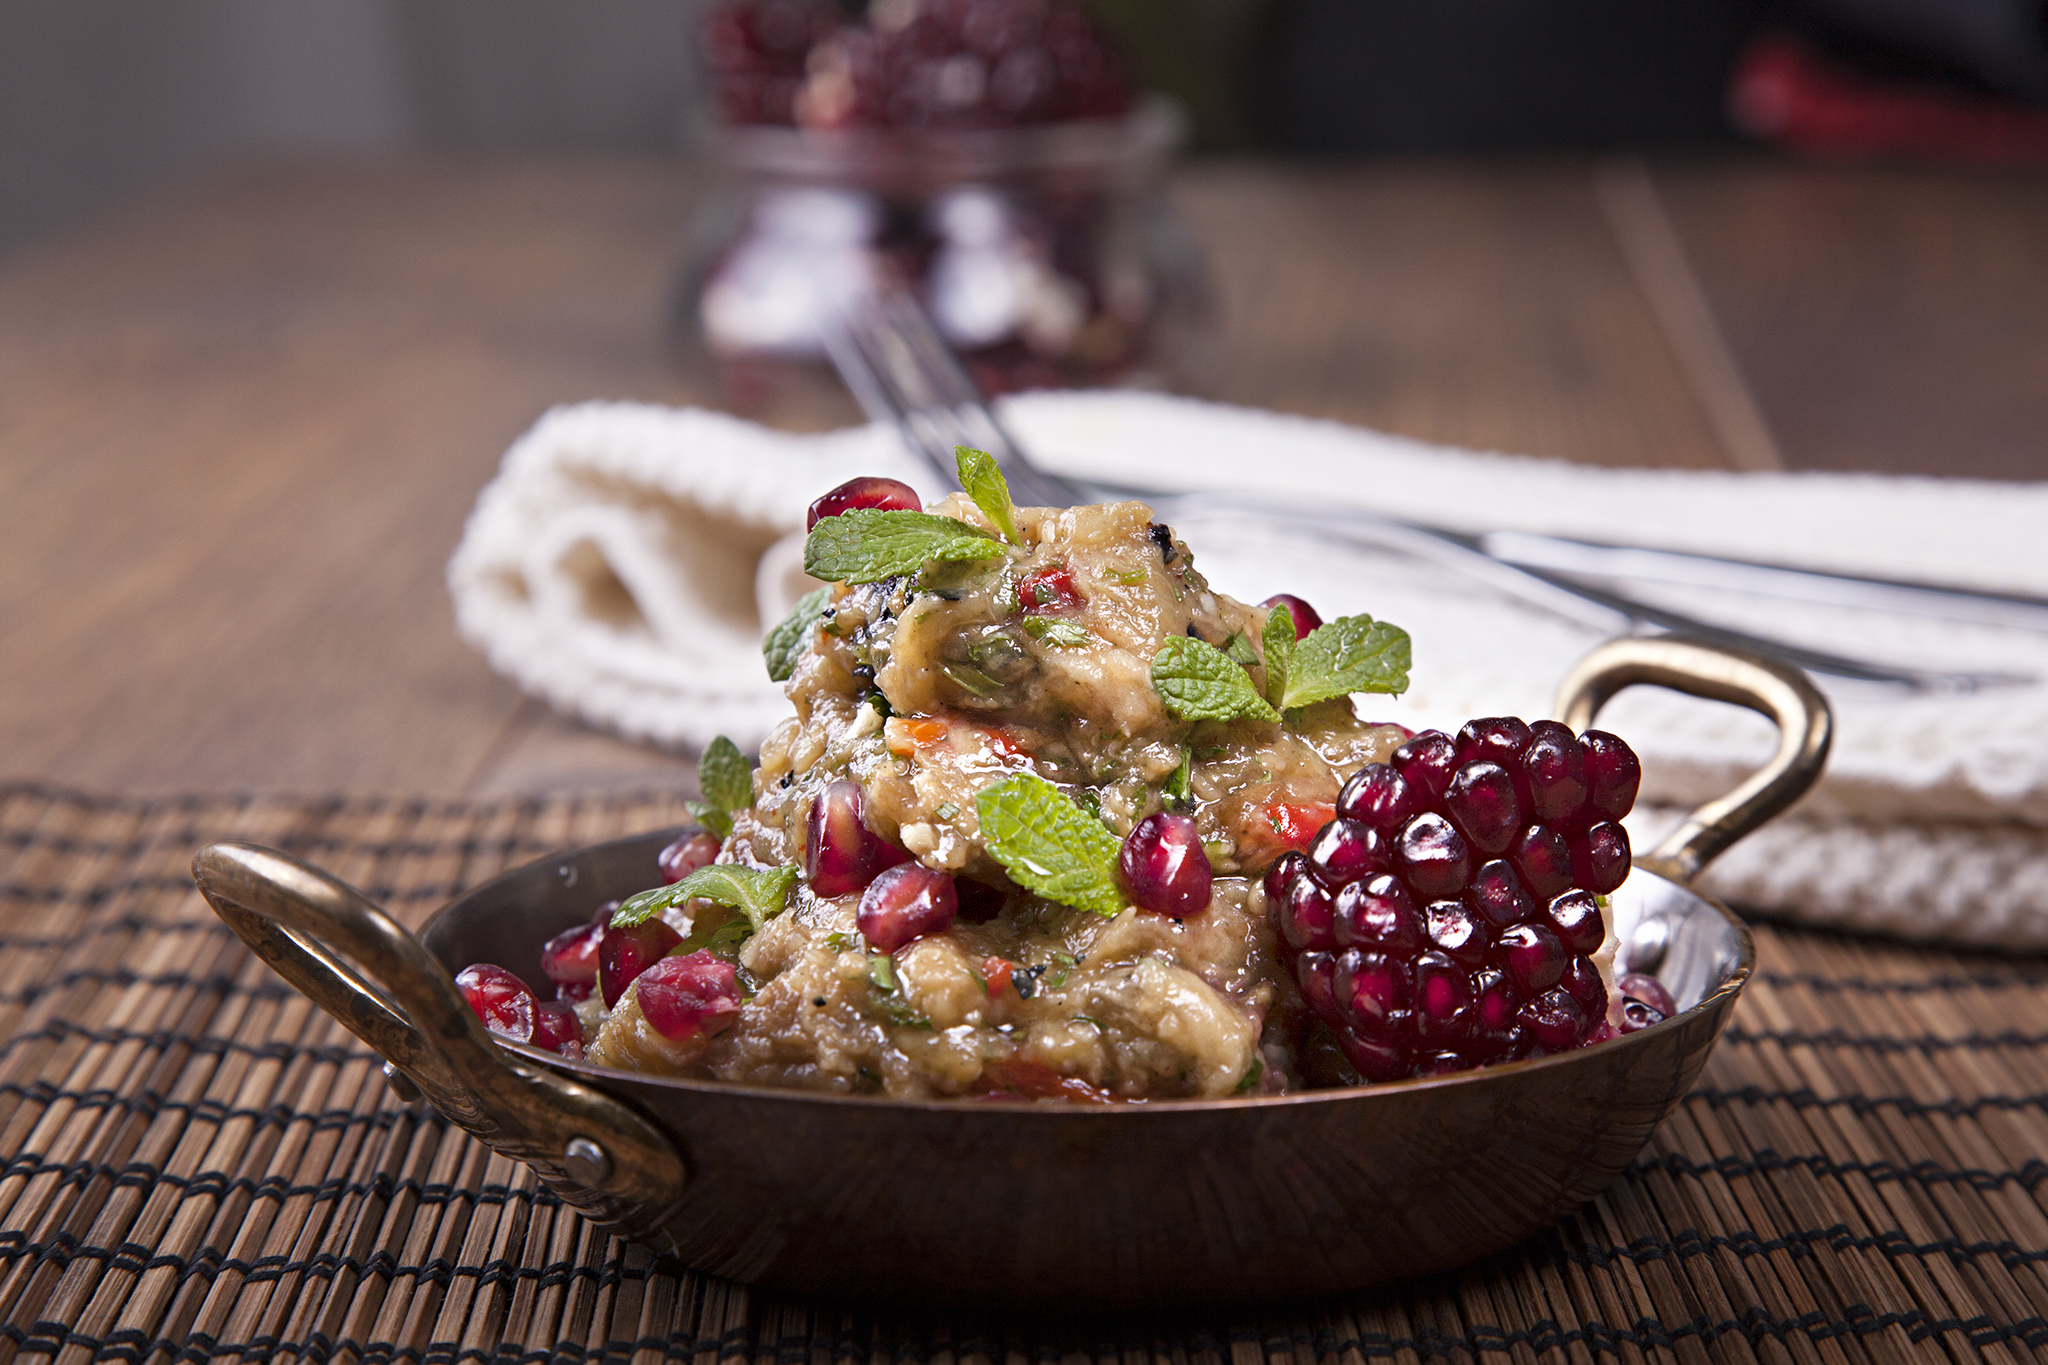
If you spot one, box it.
[192,635,1830,1310]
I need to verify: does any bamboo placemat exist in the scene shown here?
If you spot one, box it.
[2,784,2046,1364]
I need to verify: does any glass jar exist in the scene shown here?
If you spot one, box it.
[672,96,1214,411]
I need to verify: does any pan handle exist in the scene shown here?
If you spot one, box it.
[1553,634,1832,886]
[193,840,689,1216]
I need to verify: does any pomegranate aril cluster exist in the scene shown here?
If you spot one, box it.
[702,0,1132,132]
[1268,717,1643,1082]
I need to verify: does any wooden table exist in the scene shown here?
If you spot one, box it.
[2,155,2043,799]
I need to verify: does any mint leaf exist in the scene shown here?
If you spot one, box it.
[804,509,1003,584]
[1280,614,1412,709]
[1150,637,1279,724]
[763,587,830,682]
[975,774,1127,917]
[1022,616,1090,647]
[1261,603,1296,710]
[612,864,796,931]
[699,735,752,815]
[684,800,730,840]
[955,446,1020,544]
[1222,630,1259,667]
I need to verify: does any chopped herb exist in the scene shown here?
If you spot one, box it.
[1101,566,1150,586]
[1150,637,1279,724]
[825,931,851,952]
[1222,630,1259,667]
[763,588,831,682]
[955,446,1021,545]
[933,800,960,821]
[1162,748,1194,811]
[1022,616,1091,647]
[1234,1056,1265,1094]
[804,509,1004,585]
[868,956,898,993]
[1046,951,1078,989]
[1072,1015,1103,1030]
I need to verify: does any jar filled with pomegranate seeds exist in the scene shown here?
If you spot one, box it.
[672,0,1214,410]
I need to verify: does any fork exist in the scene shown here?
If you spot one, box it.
[821,286,2032,694]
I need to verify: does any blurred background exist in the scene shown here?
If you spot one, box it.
[9,0,2048,260]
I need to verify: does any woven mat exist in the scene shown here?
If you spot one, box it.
[4,788,2048,1364]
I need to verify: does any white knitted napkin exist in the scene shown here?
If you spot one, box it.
[448,392,2048,949]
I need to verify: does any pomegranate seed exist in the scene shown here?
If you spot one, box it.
[1569,821,1632,895]
[1018,564,1084,612]
[1305,818,1387,889]
[1455,717,1533,769]
[1280,871,1336,953]
[806,779,912,897]
[1561,956,1607,1017]
[1339,1030,1411,1083]
[1522,720,1589,825]
[658,830,721,883]
[1547,889,1606,955]
[1510,825,1575,901]
[1413,951,1474,1046]
[1582,730,1642,821]
[1473,967,1515,1033]
[1259,594,1322,639]
[1394,812,1472,898]
[599,919,683,1009]
[1392,730,1458,803]
[1464,858,1534,929]
[1519,988,1585,1052]
[1118,812,1213,918]
[1619,972,1677,1018]
[1263,850,1307,907]
[1425,899,1488,966]
[455,964,534,1043]
[1332,874,1420,953]
[1619,997,1667,1033]
[1334,949,1410,1033]
[858,864,960,952]
[806,476,921,530]
[1443,760,1522,855]
[1296,950,1341,1026]
[635,950,745,1041]
[531,1001,583,1055]
[541,920,605,992]
[1495,923,1569,995]
[1335,763,1424,836]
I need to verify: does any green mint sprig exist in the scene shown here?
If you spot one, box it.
[685,735,752,839]
[1260,604,1296,710]
[1150,636,1279,724]
[611,863,797,931]
[975,774,1127,917]
[1276,613,1411,708]
[955,445,1021,544]
[804,508,1003,584]
[763,587,830,682]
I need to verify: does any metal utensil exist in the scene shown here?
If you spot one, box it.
[826,286,2031,692]
[194,635,1827,1308]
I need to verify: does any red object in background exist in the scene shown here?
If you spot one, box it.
[1730,33,2048,165]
